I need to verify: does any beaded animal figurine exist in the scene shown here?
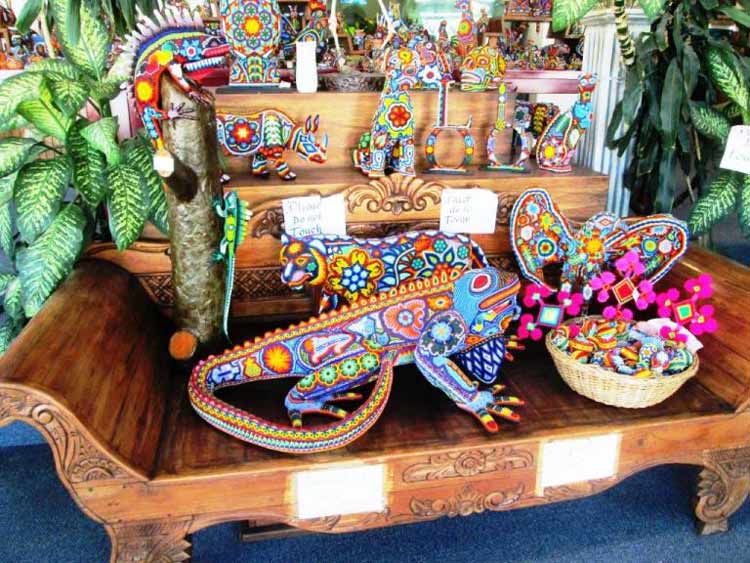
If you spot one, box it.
[485,82,532,173]
[220,0,281,86]
[459,45,506,92]
[510,188,689,295]
[216,112,328,180]
[536,74,598,173]
[280,229,490,312]
[424,79,475,174]
[454,0,477,56]
[189,268,524,453]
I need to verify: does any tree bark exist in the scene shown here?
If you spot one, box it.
[160,77,225,353]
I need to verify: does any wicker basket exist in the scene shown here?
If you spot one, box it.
[545,321,700,408]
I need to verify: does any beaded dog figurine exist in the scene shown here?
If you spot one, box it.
[189,268,523,453]
[536,74,598,173]
[220,0,281,86]
[510,188,689,294]
[280,229,490,312]
[216,112,328,180]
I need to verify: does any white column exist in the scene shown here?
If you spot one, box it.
[579,8,649,216]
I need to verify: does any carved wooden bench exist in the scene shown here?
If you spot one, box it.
[2,172,749,562]
[1,246,749,562]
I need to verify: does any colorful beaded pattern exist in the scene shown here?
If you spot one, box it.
[189,268,524,453]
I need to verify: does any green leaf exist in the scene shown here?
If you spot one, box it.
[0,173,16,206]
[24,59,82,80]
[106,163,147,250]
[15,0,42,33]
[48,77,89,116]
[88,78,124,102]
[720,6,750,28]
[699,0,719,10]
[0,114,29,134]
[0,315,21,356]
[81,117,121,166]
[4,277,24,320]
[707,47,750,122]
[0,72,45,125]
[655,150,677,212]
[68,120,108,207]
[682,44,700,97]
[0,274,14,294]
[551,0,597,32]
[622,66,644,128]
[638,0,665,20]
[48,0,110,80]
[14,156,71,243]
[660,59,684,149]
[67,0,82,46]
[124,140,169,234]
[17,83,73,141]
[0,202,13,258]
[16,204,86,318]
[688,172,742,235]
[0,138,37,178]
[690,103,731,143]
[739,175,750,236]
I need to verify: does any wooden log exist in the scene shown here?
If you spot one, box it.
[160,76,225,353]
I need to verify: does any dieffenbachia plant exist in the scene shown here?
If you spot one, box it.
[552,0,666,67]
[687,46,750,236]
[0,0,167,353]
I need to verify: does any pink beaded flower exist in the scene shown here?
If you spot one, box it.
[523,283,552,308]
[634,280,656,310]
[590,271,616,303]
[659,324,689,344]
[518,313,543,341]
[557,290,584,316]
[684,274,713,300]
[656,288,680,317]
[603,305,634,321]
[689,304,718,335]
[615,250,646,277]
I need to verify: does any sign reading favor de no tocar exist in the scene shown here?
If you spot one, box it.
[439,188,499,234]
[282,193,347,238]
[720,126,750,175]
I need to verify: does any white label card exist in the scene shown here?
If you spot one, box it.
[282,194,347,237]
[295,464,385,519]
[439,188,499,234]
[538,433,621,494]
[720,126,750,174]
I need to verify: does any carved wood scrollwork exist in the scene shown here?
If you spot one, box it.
[409,483,525,518]
[109,518,193,563]
[402,447,534,483]
[0,387,135,484]
[695,447,750,535]
[346,174,444,215]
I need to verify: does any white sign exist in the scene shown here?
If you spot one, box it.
[295,464,385,519]
[282,193,347,237]
[538,433,621,493]
[720,126,750,174]
[439,188,498,234]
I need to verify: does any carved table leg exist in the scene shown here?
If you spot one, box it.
[695,447,750,535]
[108,518,193,563]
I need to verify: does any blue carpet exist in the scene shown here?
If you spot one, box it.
[1,440,749,562]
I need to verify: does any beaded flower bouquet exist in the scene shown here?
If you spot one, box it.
[510,189,714,408]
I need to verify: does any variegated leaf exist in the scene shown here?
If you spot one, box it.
[17,83,73,141]
[0,72,45,125]
[68,120,108,206]
[690,103,731,143]
[688,172,741,236]
[24,59,82,80]
[552,0,598,31]
[125,139,169,234]
[48,0,110,81]
[48,77,89,116]
[0,202,13,258]
[106,163,148,250]
[81,117,121,166]
[707,47,750,120]
[16,204,86,318]
[14,156,71,242]
[0,315,21,356]
[739,175,750,236]
[0,137,37,178]
[4,276,23,320]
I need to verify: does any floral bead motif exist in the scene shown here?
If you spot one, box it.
[419,311,467,356]
[383,299,427,340]
[328,249,385,302]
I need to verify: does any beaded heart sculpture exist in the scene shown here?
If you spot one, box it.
[280,230,490,313]
[510,188,689,295]
[189,268,524,453]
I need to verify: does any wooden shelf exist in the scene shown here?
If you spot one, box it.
[2,247,750,561]
[503,14,552,22]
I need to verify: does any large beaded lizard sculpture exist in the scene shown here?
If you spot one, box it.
[279,230,490,313]
[216,112,328,180]
[189,267,523,453]
[121,7,230,158]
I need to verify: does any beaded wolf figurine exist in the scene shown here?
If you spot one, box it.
[536,74,598,173]
[189,268,523,453]
[216,112,328,180]
[280,230,490,312]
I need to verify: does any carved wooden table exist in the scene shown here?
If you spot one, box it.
[1,246,749,562]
